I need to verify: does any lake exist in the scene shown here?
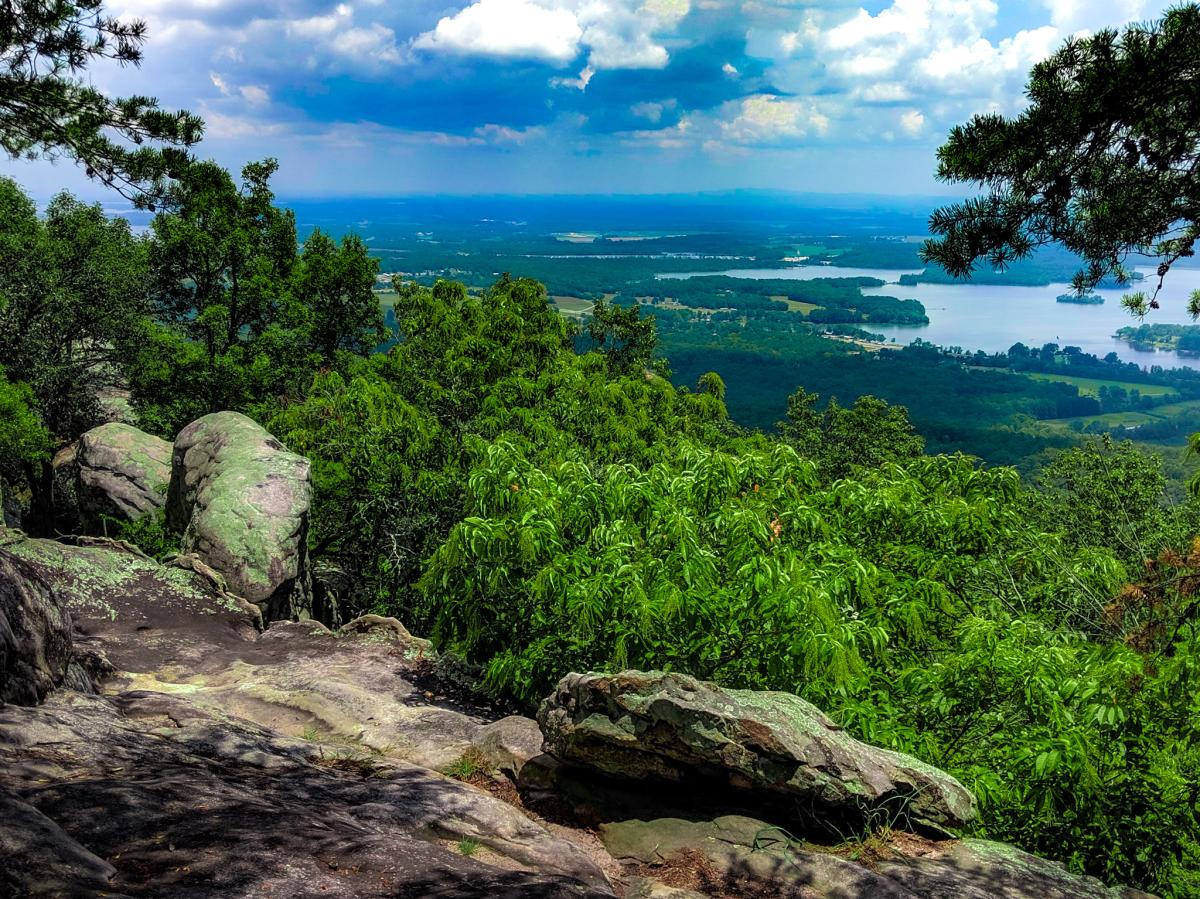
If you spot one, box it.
[659,265,1200,372]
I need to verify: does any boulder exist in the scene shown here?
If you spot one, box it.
[876,838,1157,899]
[0,546,74,706]
[601,816,1149,899]
[472,715,545,779]
[75,423,171,530]
[538,671,975,832]
[167,411,312,621]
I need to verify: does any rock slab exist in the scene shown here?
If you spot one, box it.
[167,411,312,621]
[76,423,172,530]
[0,546,76,706]
[539,670,976,832]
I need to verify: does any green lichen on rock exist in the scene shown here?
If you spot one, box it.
[76,422,171,529]
[167,412,312,621]
[538,670,976,832]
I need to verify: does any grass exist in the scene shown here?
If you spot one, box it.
[776,297,820,315]
[456,838,481,857]
[442,746,491,781]
[1025,372,1178,398]
[551,295,595,316]
[1148,398,1200,417]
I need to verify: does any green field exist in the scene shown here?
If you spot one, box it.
[551,295,596,317]
[778,297,820,315]
[1025,372,1178,397]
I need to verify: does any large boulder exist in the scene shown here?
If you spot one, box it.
[167,412,312,621]
[0,545,74,706]
[75,423,171,531]
[538,670,976,832]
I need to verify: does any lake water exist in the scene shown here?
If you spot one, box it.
[660,265,1200,372]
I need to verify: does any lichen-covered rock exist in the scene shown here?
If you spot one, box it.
[538,670,976,832]
[472,715,545,779]
[76,423,171,530]
[876,838,1155,899]
[0,546,74,706]
[167,411,312,621]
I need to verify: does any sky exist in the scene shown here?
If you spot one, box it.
[2,0,1180,201]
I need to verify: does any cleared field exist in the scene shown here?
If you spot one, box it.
[551,295,595,316]
[1147,399,1200,418]
[1025,372,1178,397]
[773,296,820,315]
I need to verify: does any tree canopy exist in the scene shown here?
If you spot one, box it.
[923,5,1200,314]
[0,1,202,203]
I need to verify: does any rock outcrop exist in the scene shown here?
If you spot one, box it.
[538,670,976,832]
[599,815,1152,899]
[167,411,312,621]
[0,532,615,897]
[0,545,79,706]
[472,715,546,779]
[75,422,172,530]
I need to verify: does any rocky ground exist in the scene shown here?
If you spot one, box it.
[0,529,1157,899]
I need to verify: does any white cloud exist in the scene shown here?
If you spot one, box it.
[415,0,691,71]
[474,123,548,144]
[631,99,675,122]
[1041,0,1158,34]
[898,109,924,135]
[550,64,595,90]
[240,84,270,105]
[330,23,405,64]
[414,0,583,64]
[745,0,1122,145]
[718,94,831,145]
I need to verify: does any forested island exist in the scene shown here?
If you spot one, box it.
[1117,323,1200,354]
[5,4,1200,899]
[1056,292,1104,304]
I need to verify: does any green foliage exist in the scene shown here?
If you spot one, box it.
[101,509,179,560]
[135,160,385,433]
[0,2,202,203]
[0,178,150,438]
[1026,436,1200,567]
[925,5,1200,307]
[0,367,50,481]
[420,425,1200,895]
[583,297,657,373]
[779,388,925,481]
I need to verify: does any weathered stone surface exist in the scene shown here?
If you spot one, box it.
[539,670,976,832]
[167,411,312,621]
[0,534,616,897]
[76,423,171,530]
[472,715,545,779]
[0,787,121,898]
[603,814,917,898]
[0,546,75,706]
[877,839,1156,899]
[51,443,82,532]
[0,691,614,899]
[602,816,1149,899]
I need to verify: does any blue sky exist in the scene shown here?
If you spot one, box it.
[4,0,1178,200]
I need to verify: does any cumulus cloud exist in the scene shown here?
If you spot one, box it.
[414,0,582,63]
[717,94,830,145]
[415,0,691,70]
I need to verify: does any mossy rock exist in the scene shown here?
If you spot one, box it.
[76,423,171,530]
[539,670,976,833]
[167,412,312,621]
